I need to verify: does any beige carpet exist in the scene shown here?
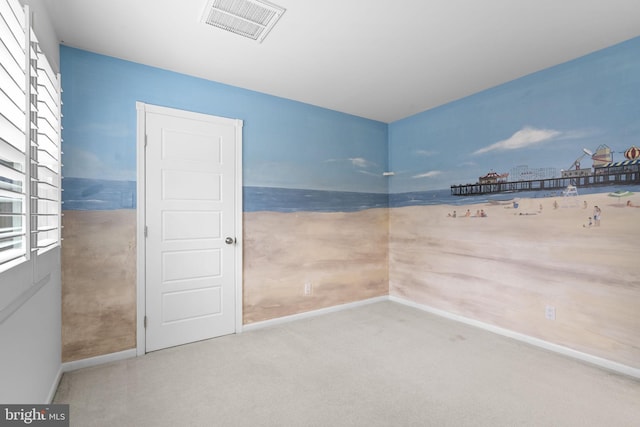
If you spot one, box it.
[54,301,640,426]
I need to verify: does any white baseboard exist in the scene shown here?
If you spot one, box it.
[47,366,64,403]
[242,296,389,332]
[57,297,639,381]
[62,348,137,373]
[390,295,640,380]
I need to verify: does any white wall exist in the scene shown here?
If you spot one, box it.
[0,250,61,403]
[21,0,60,71]
[0,0,62,404]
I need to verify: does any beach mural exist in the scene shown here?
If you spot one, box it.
[59,46,388,361]
[388,36,640,369]
[61,36,640,369]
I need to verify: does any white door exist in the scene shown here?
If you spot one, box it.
[143,105,242,352]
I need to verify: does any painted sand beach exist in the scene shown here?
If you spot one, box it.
[390,191,640,368]
[243,208,389,323]
[61,210,137,362]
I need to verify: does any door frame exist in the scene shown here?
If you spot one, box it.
[135,102,243,356]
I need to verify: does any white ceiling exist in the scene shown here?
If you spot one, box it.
[41,0,640,123]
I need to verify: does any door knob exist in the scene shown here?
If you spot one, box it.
[225,237,235,245]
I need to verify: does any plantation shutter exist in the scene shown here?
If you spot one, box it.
[0,0,60,271]
[31,32,60,254]
[0,0,27,267]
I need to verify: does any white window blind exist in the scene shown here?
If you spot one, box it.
[0,0,60,271]
[0,0,27,268]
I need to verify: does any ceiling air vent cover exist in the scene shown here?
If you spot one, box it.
[200,0,286,43]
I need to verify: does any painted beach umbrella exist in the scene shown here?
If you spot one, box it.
[608,190,634,206]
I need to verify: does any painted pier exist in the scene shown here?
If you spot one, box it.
[451,168,640,196]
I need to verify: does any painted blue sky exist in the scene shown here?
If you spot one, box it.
[60,46,388,193]
[60,36,640,195]
[389,37,640,193]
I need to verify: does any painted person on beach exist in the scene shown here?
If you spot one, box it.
[593,206,601,226]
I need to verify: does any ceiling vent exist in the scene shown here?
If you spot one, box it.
[200,0,286,43]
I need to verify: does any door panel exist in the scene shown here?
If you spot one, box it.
[162,211,221,240]
[144,108,239,352]
[162,287,222,323]
[162,170,221,200]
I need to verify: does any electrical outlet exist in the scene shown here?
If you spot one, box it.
[545,305,556,320]
[304,282,312,296]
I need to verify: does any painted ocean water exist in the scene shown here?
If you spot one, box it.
[245,185,638,211]
[243,186,389,212]
[63,177,137,210]
[62,177,639,212]
[63,179,390,212]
